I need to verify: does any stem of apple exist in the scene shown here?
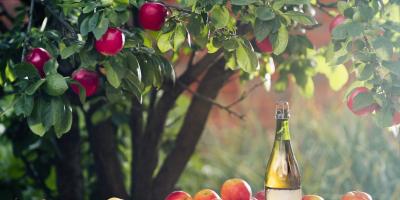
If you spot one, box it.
[20,0,35,62]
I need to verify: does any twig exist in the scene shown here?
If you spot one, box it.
[226,80,265,108]
[20,0,35,62]
[163,2,193,14]
[178,81,245,120]
[37,0,77,36]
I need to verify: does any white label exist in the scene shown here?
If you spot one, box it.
[266,188,302,200]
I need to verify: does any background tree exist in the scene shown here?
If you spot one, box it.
[0,0,399,199]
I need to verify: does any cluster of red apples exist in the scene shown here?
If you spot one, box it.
[165,178,372,200]
[24,2,167,97]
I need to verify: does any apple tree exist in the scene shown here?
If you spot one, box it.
[0,0,398,199]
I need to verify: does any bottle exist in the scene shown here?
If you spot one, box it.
[264,101,302,200]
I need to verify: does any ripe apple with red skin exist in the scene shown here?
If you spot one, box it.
[341,191,372,200]
[193,189,221,200]
[25,47,51,77]
[165,191,192,200]
[347,87,380,116]
[138,2,168,31]
[254,191,265,200]
[221,178,252,200]
[71,68,100,97]
[256,37,273,53]
[303,194,325,200]
[329,15,345,34]
[392,112,400,125]
[95,27,125,56]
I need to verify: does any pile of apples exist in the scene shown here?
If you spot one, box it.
[165,178,372,200]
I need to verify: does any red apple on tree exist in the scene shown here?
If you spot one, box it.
[254,191,265,200]
[193,189,221,200]
[138,2,168,31]
[165,191,193,200]
[341,191,372,200]
[303,194,325,200]
[392,111,400,125]
[329,15,345,34]
[256,37,273,53]
[347,87,380,116]
[95,27,125,56]
[71,68,100,97]
[221,178,252,200]
[25,47,51,77]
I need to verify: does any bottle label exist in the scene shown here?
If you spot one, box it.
[265,188,302,200]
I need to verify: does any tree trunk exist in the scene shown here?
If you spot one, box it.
[152,61,234,200]
[55,113,84,200]
[131,52,225,200]
[87,119,129,199]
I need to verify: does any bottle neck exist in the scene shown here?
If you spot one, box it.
[275,118,291,141]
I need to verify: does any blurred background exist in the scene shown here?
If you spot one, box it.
[1,0,400,199]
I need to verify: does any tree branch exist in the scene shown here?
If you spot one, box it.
[152,59,235,200]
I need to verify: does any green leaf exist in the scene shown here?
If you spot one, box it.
[374,106,392,127]
[45,74,68,96]
[41,97,61,130]
[26,79,46,95]
[93,13,109,39]
[83,2,97,13]
[382,61,400,76]
[80,16,90,36]
[272,26,289,55]
[272,0,285,10]
[284,11,316,25]
[105,62,121,88]
[14,63,40,80]
[60,43,82,59]
[254,19,274,41]
[346,21,363,37]
[223,37,239,51]
[173,24,187,50]
[331,23,349,40]
[157,31,173,53]
[14,95,34,117]
[372,37,393,60]
[235,40,258,72]
[126,53,142,81]
[158,56,176,83]
[286,0,309,4]
[54,99,72,137]
[27,99,46,136]
[256,6,275,21]
[43,59,59,75]
[88,12,100,33]
[210,5,230,29]
[230,0,258,5]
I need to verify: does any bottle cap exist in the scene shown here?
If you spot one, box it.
[275,101,290,119]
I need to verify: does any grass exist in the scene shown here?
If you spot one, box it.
[177,94,400,200]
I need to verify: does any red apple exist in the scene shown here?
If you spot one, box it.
[256,37,273,53]
[71,68,100,97]
[221,178,252,200]
[193,189,221,200]
[254,191,265,200]
[165,191,192,200]
[303,194,325,200]
[25,47,51,77]
[138,2,168,31]
[393,112,400,125]
[341,191,372,200]
[329,15,345,34]
[346,87,380,116]
[95,27,125,56]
